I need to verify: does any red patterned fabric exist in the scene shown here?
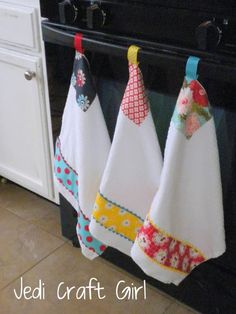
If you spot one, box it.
[121,63,149,126]
[137,216,205,273]
[189,80,208,107]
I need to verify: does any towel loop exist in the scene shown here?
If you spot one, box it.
[74,33,84,53]
[127,45,141,65]
[185,56,200,82]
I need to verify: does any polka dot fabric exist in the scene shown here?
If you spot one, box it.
[121,63,149,126]
[54,140,78,199]
[77,211,106,254]
[54,138,106,256]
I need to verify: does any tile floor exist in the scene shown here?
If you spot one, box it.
[0,181,197,314]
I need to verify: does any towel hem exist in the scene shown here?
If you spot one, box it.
[90,218,132,256]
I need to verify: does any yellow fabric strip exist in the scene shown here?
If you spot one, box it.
[127,45,140,65]
[92,192,143,242]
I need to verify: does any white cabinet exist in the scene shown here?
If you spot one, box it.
[0,0,57,202]
[0,48,53,198]
[0,2,39,51]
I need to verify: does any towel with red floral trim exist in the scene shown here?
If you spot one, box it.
[54,51,110,259]
[89,62,163,256]
[131,77,225,285]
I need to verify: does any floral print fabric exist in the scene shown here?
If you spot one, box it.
[92,192,144,242]
[172,79,212,139]
[136,216,206,274]
[71,51,96,112]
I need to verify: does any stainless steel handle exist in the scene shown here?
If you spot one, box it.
[24,70,36,80]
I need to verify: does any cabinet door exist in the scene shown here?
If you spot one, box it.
[0,48,54,199]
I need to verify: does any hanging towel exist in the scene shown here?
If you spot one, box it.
[54,50,110,259]
[89,46,163,255]
[131,56,225,285]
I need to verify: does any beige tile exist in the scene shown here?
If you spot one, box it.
[0,208,64,290]
[0,183,65,240]
[32,205,65,240]
[1,187,55,222]
[164,302,197,314]
[0,243,172,314]
[0,182,40,209]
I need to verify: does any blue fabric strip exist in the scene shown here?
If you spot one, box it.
[185,56,200,83]
[54,138,105,256]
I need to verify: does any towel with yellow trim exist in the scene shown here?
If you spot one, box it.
[131,59,225,285]
[89,46,163,256]
[54,51,110,260]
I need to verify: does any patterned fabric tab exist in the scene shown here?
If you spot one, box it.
[172,79,212,139]
[71,51,96,112]
[121,63,149,126]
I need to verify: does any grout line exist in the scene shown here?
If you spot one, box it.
[163,299,199,314]
[1,202,67,242]
[0,242,66,292]
[5,208,63,240]
[26,217,68,243]
[0,183,65,241]
[163,302,175,314]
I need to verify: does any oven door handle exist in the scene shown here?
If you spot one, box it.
[41,21,236,83]
[42,21,75,47]
[42,21,130,58]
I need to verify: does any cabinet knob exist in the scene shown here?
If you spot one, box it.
[24,71,36,80]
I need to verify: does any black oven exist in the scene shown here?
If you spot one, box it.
[40,1,236,313]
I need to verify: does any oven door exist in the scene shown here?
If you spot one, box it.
[42,22,236,314]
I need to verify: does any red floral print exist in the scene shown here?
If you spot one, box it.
[189,80,208,107]
[136,217,205,273]
[185,112,201,138]
[172,79,211,139]
[177,88,192,116]
[76,69,86,87]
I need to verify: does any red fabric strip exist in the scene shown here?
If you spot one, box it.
[74,33,84,53]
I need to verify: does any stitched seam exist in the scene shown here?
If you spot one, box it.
[56,177,90,222]
[98,191,144,221]
[57,138,78,175]
[76,225,102,255]
[92,218,134,243]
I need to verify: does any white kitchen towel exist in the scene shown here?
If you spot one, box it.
[54,51,110,259]
[89,46,163,256]
[131,56,226,285]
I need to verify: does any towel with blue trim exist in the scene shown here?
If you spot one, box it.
[54,51,110,259]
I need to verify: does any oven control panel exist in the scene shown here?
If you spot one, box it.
[40,0,236,54]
